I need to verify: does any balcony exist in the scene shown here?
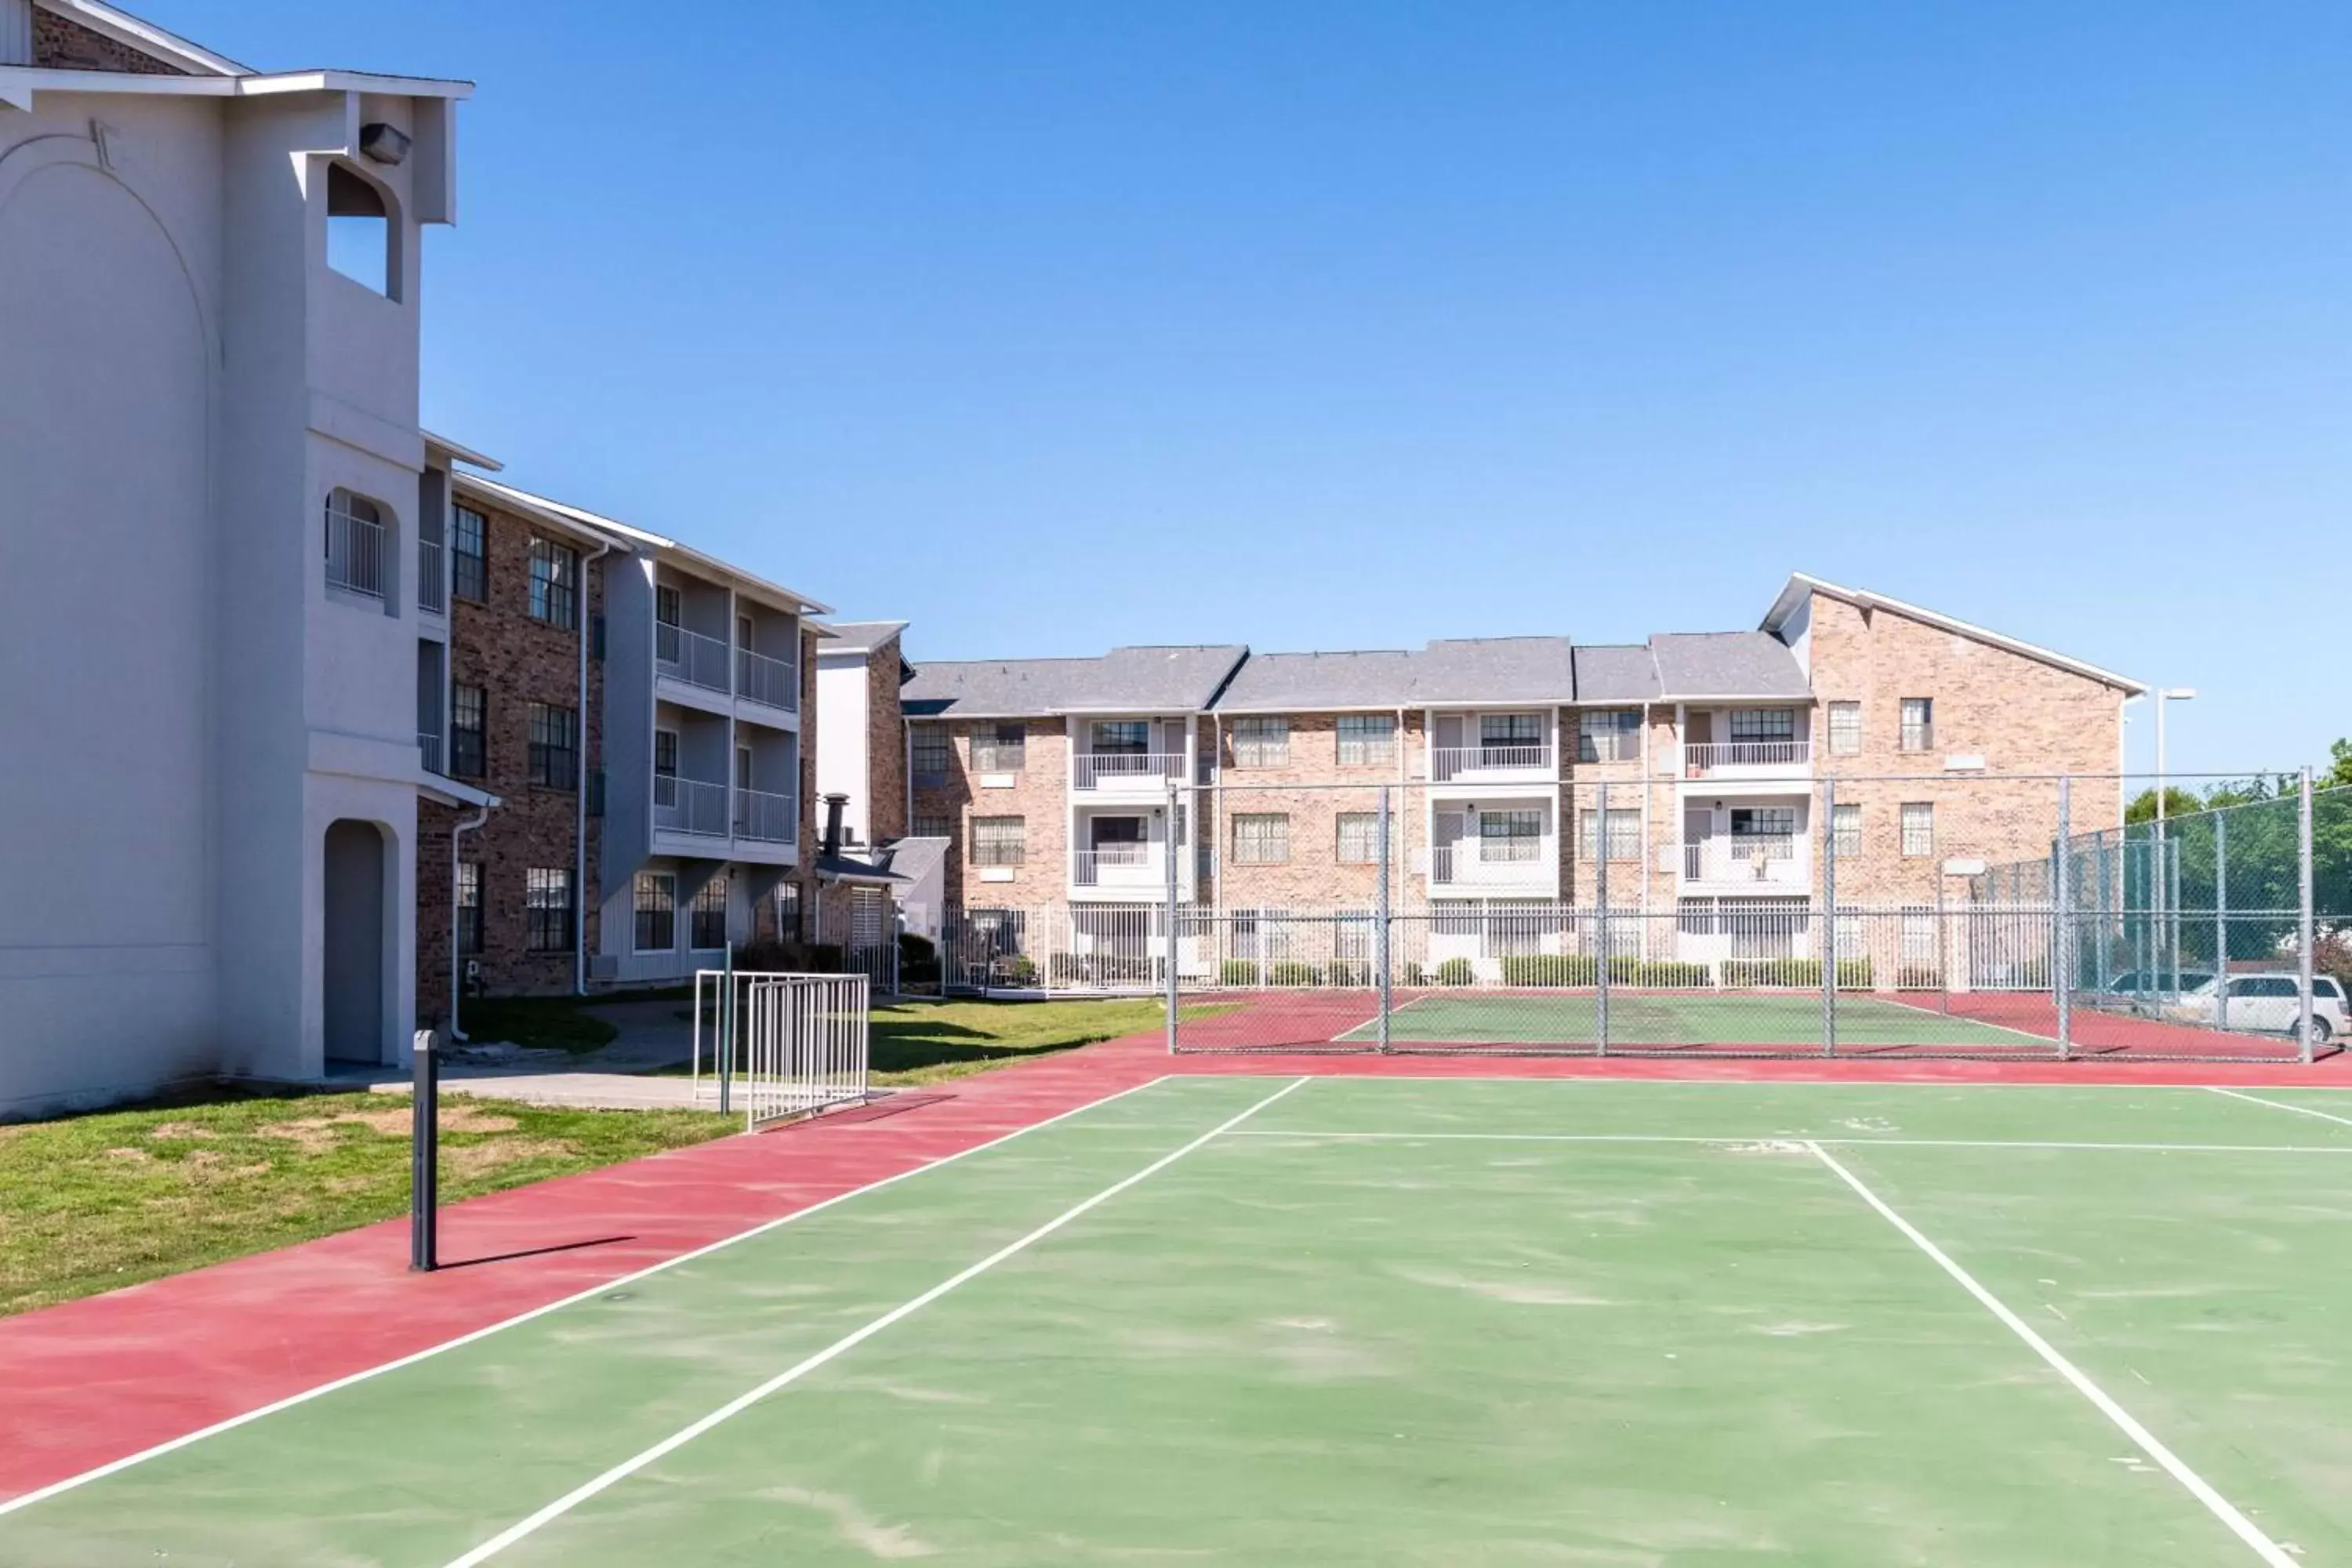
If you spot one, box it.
[656,623,731,694]
[417,731,444,776]
[1430,840,1556,891]
[417,537,445,615]
[1682,740,1812,780]
[325,507,385,600]
[733,787,798,844]
[737,647,798,713]
[654,775,729,837]
[1074,751,1184,792]
[1429,744,1555,783]
[1072,844,1172,891]
[1682,834,1810,889]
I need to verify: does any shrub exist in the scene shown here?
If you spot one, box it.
[1500,955,1596,987]
[734,938,844,974]
[1720,958,1874,989]
[1327,960,1373,988]
[1267,960,1325,988]
[1435,957,1476,986]
[1399,962,1428,987]
[1894,965,1943,991]
[994,955,1037,988]
[897,932,941,984]
[1632,960,1711,987]
[1221,959,1261,986]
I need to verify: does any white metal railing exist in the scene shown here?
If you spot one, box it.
[1430,744,1554,781]
[737,647,798,711]
[417,731,443,775]
[417,538,445,614]
[656,623,731,692]
[1683,834,1808,886]
[734,786,798,844]
[1072,847,1170,887]
[325,507,385,599]
[693,971,870,1131]
[1683,741,1812,774]
[1431,843,1555,887]
[1074,752,1183,789]
[655,775,729,837]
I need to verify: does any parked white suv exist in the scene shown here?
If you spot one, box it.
[2165,973,2347,1044]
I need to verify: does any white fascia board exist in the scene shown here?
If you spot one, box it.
[1657,691,1818,703]
[423,430,503,473]
[236,70,474,100]
[422,778,500,811]
[0,65,472,110]
[1762,571,2146,695]
[42,0,248,74]
[452,474,631,554]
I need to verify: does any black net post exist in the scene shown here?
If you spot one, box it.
[409,1029,439,1273]
[2054,775,2071,1058]
[1595,781,1611,1058]
[1820,776,1837,1057]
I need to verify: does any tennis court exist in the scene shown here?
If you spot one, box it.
[1336,989,2049,1049]
[5,1072,2349,1565]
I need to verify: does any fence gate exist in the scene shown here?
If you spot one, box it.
[693,970,871,1129]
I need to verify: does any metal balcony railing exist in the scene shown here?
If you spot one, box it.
[1683,834,1807,886]
[1430,744,1553,782]
[1431,843,1555,887]
[417,537,445,614]
[1072,846,1168,886]
[656,623,731,693]
[736,647,798,711]
[325,507,385,599]
[733,787,798,844]
[655,774,729,837]
[1074,752,1183,789]
[1683,740,1810,775]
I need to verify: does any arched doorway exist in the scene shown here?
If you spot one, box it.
[323,820,388,1063]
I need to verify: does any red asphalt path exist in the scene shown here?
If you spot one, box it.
[5,1037,2350,1502]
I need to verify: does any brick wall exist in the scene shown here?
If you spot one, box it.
[913,718,1071,912]
[1211,712,1420,910]
[865,641,906,842]
[33,11,189,73]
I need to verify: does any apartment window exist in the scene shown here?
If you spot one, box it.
[910,726,951,784]
[1578,710,1642,764]
[774,882,804,944]
[971,724,1026,772]
[1481,809,1544,862]
[1091,720,1149,756]
[633,872,676,953]
[655,585,681,627]
[1337,714,1397,767]
[1232,813,1290,864]
[654,728,678,782]
[1828,701,1861,757]
[971,816,1026,867]
[450,684,486,779]
[911,815,954,840]
[1577,808,1640,861]
[1729,709,1795,744]
[528,703,579,790]
[456,862,483,956]
[1335,811,1396,865]
[525,868,574,953]
[1900,801,1935,858]
[451,506,488,603]
[528,539,579,629]
[1832,802,1861,858]
[1480,714,1542,759]
[1900,699,1934,753]
[1230,717,1288,769]
[690,877,728,950]
[1731,807,1796,860]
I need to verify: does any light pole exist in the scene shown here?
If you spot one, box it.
[2154,688,2196,994]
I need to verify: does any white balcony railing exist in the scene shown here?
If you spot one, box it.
[1431,842,1556,888]
[1430,744,1554,782]
[734,787,798,844]
[656,623,731,693]
[1682,741,1811,775]
[1682,834,1809,887]
[1072,846,1171,887]
[736,647,799,712]
[417,537,445,615]
[655,775,729,837]
[1074,752,1183,789]
[418,731,443,775]
[325,507,385,600]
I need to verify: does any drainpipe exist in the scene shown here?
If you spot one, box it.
[450,802,491,1041]
[575,535,614,995]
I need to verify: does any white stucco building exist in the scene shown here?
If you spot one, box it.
[0,1,492,1114]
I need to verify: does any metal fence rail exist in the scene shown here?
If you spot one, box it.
[692,970,871,1130]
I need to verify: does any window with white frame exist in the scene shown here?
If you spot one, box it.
[528,538,579,629]
[1336,713,1396,767]
[633,872,676,952]
[1900,698,1934,752]
[1481,809,1544,862]
[1578,709,1642,763]
[1729,709,1795,743]
[450,684,487,779]
[909,726,951,783]
[1828,701,1861,756]
[1577,808,1640,861]
[1832,802,1860,858]
[528,703,578,790]
[971,723,1025,771]
[1479,713,1542,759]
[1232,813,1290,864]
[690,877,728,950]
[1730,807,1796,859]
[971,816,1025,866]
[1900,801,1935,857]
[456,862,483,956]
[775,881,804,943]
[1335,811,1396,865]
[526,868,574,952]
[1090,720,1149,756]
[1230,717,1288,768]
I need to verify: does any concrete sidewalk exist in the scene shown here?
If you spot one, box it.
[339,998,724,1111]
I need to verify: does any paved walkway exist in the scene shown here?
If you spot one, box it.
[339,999,720,1111]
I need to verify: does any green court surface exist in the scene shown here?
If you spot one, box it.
[1335,989,2046,1047]
[7,1074,2352,1565]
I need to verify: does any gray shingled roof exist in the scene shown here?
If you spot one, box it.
[1649,631,1809,699]
[901,645,1247,717]
[815,620,906,657]
[1213,637,1577,710]
[1571,644,1661,703]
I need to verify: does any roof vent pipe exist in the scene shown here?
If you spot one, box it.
[821,793,849,858]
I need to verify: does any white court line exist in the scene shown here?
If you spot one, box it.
[441,1076,1312,1567]
[1219,1130,2352,1154]
[1805,1140,2296,1568]
[1239,1073,2352,1091]
[0,1072,1189,1519]
[2205,1085,2352,1128]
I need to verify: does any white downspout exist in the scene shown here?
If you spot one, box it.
[575,535,613,995]
[451,802,491,1040]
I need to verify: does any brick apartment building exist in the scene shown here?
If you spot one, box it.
[891,575,2144,970]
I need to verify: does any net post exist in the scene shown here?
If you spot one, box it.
[1936,877,1950,1015]
[1595,781,1610,1058]
[409,1028,438,1272]
[1376,783,1393,1055]
[2054,775,2072,1058]
[1165,779,1181,1054]
[717,938,734,1116]
[2213,810,2229,1033]
[1820,775,1836,1058]
[2299,765,2316,1063]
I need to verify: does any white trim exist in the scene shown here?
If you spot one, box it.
[0,64,474,100]
[2203,1086,2352,1128]
[1218,1131,2352,1154]
[35,0,246,74]
[440,1076,1312,1566]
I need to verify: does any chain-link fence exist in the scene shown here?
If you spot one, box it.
[935,769,2345,1062]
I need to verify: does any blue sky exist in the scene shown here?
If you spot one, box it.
[158,0,2350,778]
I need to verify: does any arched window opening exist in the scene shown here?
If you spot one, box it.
[326,162,395,298]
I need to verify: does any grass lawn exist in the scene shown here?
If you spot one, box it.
[867,997,1210,1085]
[456,985,692,1054]
[0,1089,736,1319]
